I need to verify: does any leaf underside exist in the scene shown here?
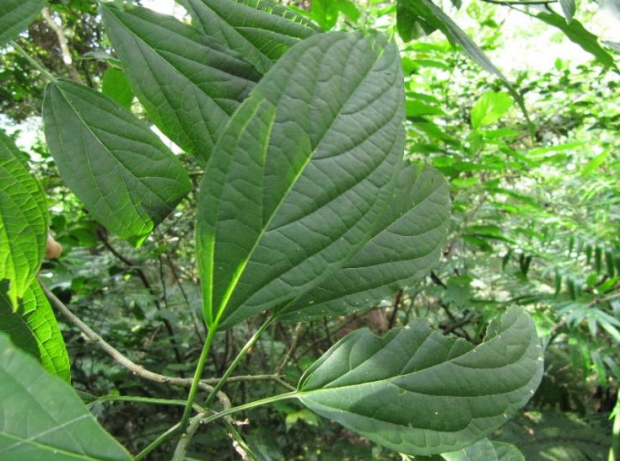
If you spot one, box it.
[102,4,261,164]
[280,164,450,322]
[0,130,48,307]
[196,31,406,330]
[297,307,543,455]
[0,333,130,460]
[43,80,192,247]
[181,0,321,74]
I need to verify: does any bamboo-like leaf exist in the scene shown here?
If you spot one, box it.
[197,31,405,329]
[0,130,48,307]
[296,307,543,455]
[0,0,45,45]
[101,4,261,164]
[279,164,450,322]
[43,80,192,247]
[0,333,129,460]
[0,279,71,382]
[180,0,321,74]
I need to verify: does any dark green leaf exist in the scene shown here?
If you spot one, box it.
[196,32,405,329]
[297,307,543,455]
[0,333,130,459]
[279,165,450,322]
[0,280,71,382]
[536,12,617,69]
[0,0,45,45]
[0,129,48,307]
[101,4,261,164]
[180,0,321,74]
[43,80,192,247]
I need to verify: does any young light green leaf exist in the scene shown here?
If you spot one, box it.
[536,12,617,69]
[43,80,192,247]
[0,0,45,45]
[0,129,48,307]
[197,31,405,329]
[443,439,525,461]
[279,165,450,322]
[311,0,340,30]
[101,3,261,164]
[296,307,543,455]
[101,66,134,110]
[0,279,71,382]
[0,333,130,460]
[471,91,514,129]
[397,0,529,126]
[180,0,321,74]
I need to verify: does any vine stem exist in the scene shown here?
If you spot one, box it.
[10,40,56,82]
[204,315,275,408]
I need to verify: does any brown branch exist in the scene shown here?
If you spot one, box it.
[41,7,83,84]
[276,323,303,375]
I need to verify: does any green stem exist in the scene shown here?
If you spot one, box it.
[223,420,258,461]
[89,395,196,409]
[201,391,299,426]
[204,315,275,408]
[10,40,56,82]
[610,393,620,461]
[134,423,182,461]
[179,326,217,432]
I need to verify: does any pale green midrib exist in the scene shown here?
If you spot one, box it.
[300,323,534,396]
[0,431,97,460]
[215,36,391,322]
[54,84,175,212]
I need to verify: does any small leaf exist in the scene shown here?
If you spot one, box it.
[0,333,130,459]
[0,129,48,307]
[443,438,525,461]
[559,0,576,22]
[536,12,617,69]
[311,0,340,30]
[0,279,71,382]
[43,80,192,247]
[101,3,261,164]
[101,66,134,109]
[297,307,543,455]
[0,0,45,45]
[279,165,450,322]
[181,0,321,74]
[196,32,405,329]
[471,91,514,129]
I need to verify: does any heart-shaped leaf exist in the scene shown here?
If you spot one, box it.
[196,31,405,329]
[101,3,261,164]
[279,164,450,322]
[0,130,48,307]
[43,80,192,247]
[180,0,321,74]
[0,333,130,460]
[296,307,543,455]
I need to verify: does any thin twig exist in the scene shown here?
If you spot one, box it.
[276,323,303,374]
[41,7,83,84]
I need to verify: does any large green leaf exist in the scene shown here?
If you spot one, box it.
[0,279,71,382]
[0,129,48,307]
[0,333,130,460]
[0,0,45,45]
[296,307,543,455]
[101,3,261,164]
[196,31,405,329]
[536,12,617,69]
[443,438,525,461]
[180,0,321,74]
[279,164,450,322]
[43,80,192,247]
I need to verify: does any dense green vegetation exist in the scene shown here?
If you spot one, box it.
[0,0,619,460]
